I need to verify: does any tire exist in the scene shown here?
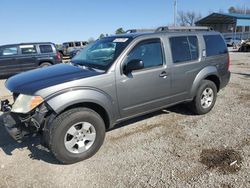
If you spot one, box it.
[190,80,217,115]
[59,52,64,60]
[39,62,52,68]
[48,108,105,164]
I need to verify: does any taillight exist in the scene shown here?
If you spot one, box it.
[57,52,61,61]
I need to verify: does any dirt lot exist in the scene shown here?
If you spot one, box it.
[0,51,249,188]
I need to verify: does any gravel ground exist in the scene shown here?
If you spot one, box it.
[0,51,249,188]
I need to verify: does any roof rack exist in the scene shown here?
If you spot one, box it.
[155,26,213,32]
[126,29,155,33]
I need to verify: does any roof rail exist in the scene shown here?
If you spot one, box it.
[155,26,213,32]
[126,29,155,33]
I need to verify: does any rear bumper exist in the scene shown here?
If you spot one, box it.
[54,59,62,64]
[220,71,231,89]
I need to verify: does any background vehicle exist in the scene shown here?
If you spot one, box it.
[238,39,250,52]
[58,41,88,57]
[69,49,81,59]
[225,37,244,46]
[0,42,61,77]
[1,27,230,164]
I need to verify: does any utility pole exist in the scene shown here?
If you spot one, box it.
[174,0,177,26]
[242,4,246,33]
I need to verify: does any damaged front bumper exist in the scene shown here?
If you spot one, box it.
[2,111,23,142]
[0,99,49,142]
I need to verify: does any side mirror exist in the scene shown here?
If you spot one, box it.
[124,59,144,74]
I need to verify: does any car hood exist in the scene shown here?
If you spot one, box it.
[5,64,103,95]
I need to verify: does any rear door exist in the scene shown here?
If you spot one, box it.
[18,44,38,72]
[0,45,19,76]
[168,35,203,102]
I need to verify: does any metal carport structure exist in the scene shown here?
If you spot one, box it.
[195,13,250,39]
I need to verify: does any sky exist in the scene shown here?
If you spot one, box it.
[0,0,249,45]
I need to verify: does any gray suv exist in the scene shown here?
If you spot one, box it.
[1,27,230,164]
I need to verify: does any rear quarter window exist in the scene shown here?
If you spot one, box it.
[204,35,228,57]
[39,45,53,53]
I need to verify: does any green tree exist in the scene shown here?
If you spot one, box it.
[115,28,125,34]
[55,44,62,49]
[99,34,105,39]
[228,6,237,13]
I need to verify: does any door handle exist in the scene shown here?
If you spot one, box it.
[159,71,168,78]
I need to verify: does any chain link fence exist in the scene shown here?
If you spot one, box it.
[223,32,250,40]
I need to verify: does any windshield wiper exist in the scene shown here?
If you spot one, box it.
[72,62,105,72]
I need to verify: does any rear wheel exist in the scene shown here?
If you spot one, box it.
[39,62,52,68]
[49,108,105,164]
[190,80,217,115]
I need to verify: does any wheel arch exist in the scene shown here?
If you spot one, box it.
[204,75,220,92]
[61,102,110,130]
[190,66,220,98]
[45,89,116,129]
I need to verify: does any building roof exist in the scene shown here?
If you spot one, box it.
[196,12,250,25]
[220,13,250,19]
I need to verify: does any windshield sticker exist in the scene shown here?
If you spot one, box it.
[113,38,129,43]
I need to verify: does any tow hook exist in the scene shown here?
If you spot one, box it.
[0,99,12,112]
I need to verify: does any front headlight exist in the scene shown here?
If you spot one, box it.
[12,94,44,113]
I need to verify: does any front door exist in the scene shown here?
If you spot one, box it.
[0,45,19,76]
[116,38,171,118]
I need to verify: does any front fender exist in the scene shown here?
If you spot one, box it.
[45,88,115,124]
[190,66,219,98]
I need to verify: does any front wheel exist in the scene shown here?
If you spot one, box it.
[48,108,106,164]
[190,80,217,115]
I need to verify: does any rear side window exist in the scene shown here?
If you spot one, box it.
[20,45,37,55]
[82,42,88,46]
[39,45,53,53]
[68,43,74,47]
[170,36,199,63]
[126,39,163,69]
[204,35,227,56]
[75,42,81,47]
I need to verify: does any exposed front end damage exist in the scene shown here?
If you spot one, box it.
[1,98,51,143]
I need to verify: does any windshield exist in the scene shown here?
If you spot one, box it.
[71,37,132,71]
